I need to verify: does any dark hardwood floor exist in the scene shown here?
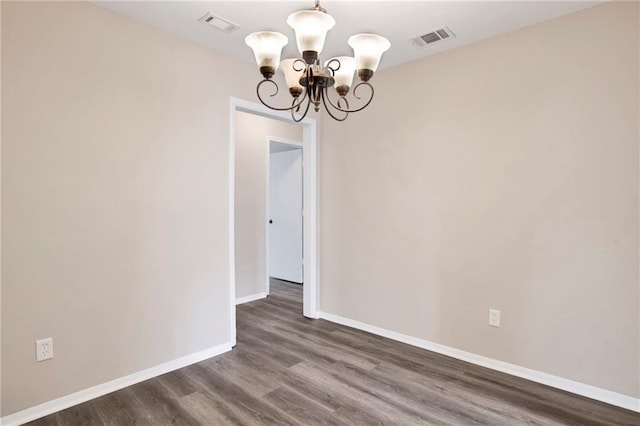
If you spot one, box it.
[28,279,639,425]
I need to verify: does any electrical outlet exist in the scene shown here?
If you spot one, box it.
[489,309,501,327]
[35,338,53,362]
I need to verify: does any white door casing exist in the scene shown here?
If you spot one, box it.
[229,97,318,348]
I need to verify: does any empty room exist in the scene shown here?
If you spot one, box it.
[1,0,639,425]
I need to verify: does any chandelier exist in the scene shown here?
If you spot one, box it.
[245,1,390,122]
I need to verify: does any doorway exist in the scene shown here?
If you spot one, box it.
[229,98,318,347]
[267,139,304,288]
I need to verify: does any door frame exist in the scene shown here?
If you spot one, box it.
[265,136,304,295]
[229,97,319,347]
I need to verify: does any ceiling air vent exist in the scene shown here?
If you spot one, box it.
[410,26,455,48]
[198,12,239,33]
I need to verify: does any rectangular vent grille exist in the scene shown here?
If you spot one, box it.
[410,26,455,48]
[198,12,239,33]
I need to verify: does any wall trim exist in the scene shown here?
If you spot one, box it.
[236,292,267,305]
[0,342,232,426]
[317,311,640,413]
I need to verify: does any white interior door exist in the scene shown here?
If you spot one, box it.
[269,148,303,283]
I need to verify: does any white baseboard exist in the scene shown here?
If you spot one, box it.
[236,292,267,305]
[317,311,640,413]
[0,342,233,426]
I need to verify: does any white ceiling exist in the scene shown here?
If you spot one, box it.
[94,1,602,71]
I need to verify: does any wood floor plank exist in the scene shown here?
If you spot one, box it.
[156,370,198,399]
[117,381,196,425]
[172,369,251,425]
[184,362,299,425]
[240,309,380,371]
[25,279,640,425]
[25,413,63,426]
[177,391,237,425]
[288,361,438,425]
[371,361,553,426]
[329,360,505,426]
[235,331,304,369]
[90,391,145,426]
[262,385,345,426]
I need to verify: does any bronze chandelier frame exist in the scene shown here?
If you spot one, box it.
[255,57,375,122]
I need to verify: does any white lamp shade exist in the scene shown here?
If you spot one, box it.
[280,58,305,90]
[245,31,288,69]
[287,10,335,54]
[325,56,356,89]
[348,33,391,73]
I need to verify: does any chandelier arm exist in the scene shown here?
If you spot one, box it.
[323,82,374,114]
[293,59,307,72]
[256,79,309,112]
[336,81,375,112]
[339,96,350,110]
[325,58,341,74]
[291,94,313,123]
[320,89,348,122]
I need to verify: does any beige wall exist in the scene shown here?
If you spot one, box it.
[234,112,302,299]
[2,0,638,418]
[320,1,639,398]
[1,1,257,415]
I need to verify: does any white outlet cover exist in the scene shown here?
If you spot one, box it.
[36,338,54,362]
[489,309,501,327]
